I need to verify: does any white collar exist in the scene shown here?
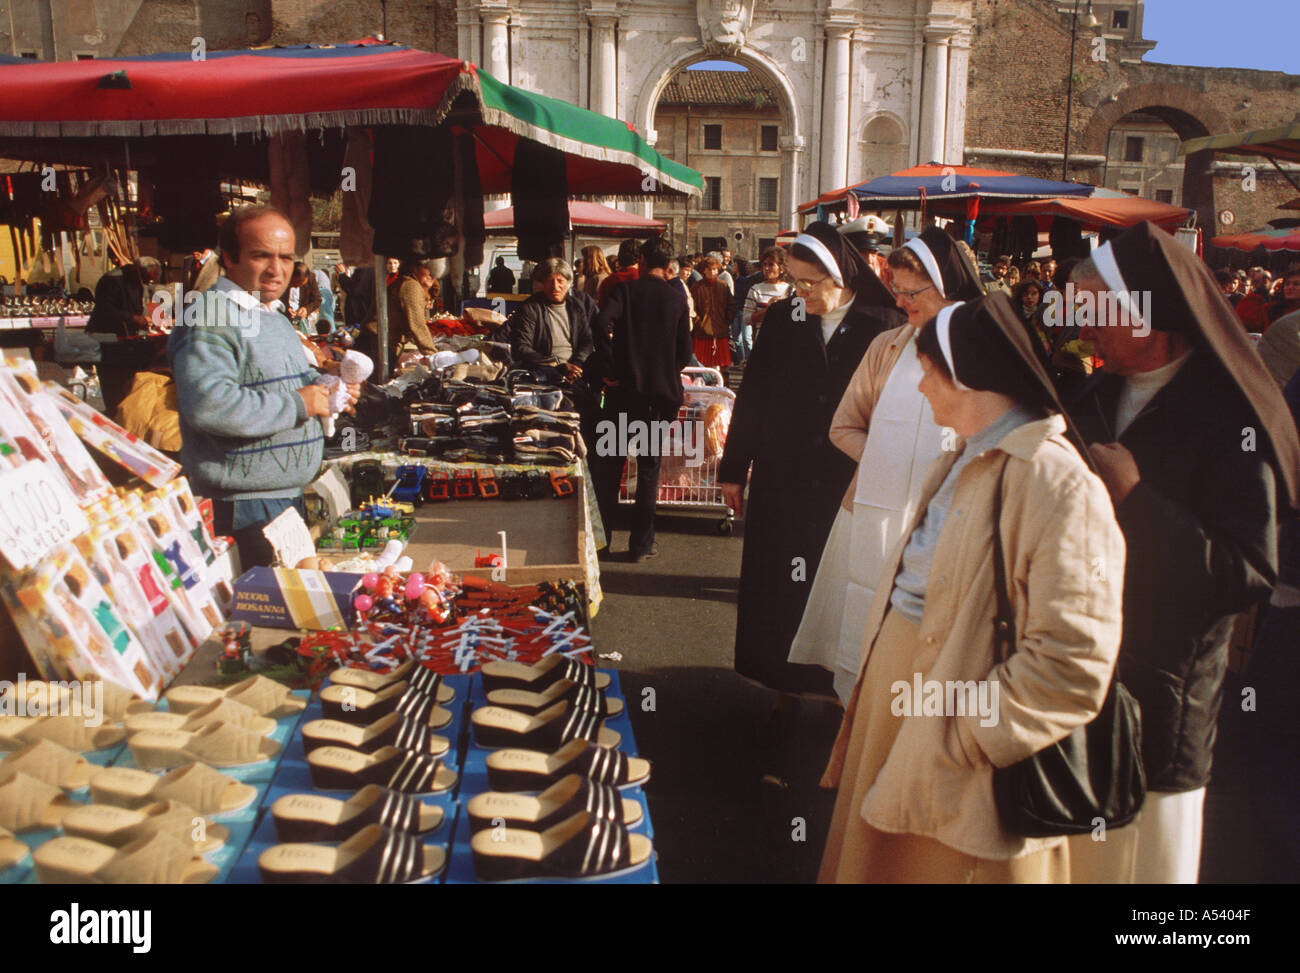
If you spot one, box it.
[214,275,283,313]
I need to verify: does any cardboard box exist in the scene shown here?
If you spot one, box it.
[230,567,361,631]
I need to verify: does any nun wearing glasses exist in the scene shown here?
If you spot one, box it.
[790,227,986,704]
[719,221,903,727]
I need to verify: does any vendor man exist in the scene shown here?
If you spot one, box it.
[168,205,358,568]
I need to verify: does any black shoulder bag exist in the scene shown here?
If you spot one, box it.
[989,460,1147,837]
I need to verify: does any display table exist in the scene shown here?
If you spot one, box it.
[0,314,90,330]
[322,452,604,614]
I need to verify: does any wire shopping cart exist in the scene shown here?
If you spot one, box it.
[617,366,737,534]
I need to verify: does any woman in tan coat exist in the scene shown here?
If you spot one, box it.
[819,293,1126,883]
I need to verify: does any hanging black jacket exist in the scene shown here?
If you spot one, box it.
[718,291,904,696]
[1066,347,1279,792]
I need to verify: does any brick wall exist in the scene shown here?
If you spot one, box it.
[268,0,458,55]
[968,0,1300,252]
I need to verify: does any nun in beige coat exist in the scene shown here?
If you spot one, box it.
[819,294,1126,883]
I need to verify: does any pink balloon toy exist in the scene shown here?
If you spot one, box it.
[361,573,379,592]
[354,593,374,612]
[404,576,426,601]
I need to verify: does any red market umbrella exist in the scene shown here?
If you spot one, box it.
[484,200,665,237]
[1211,227,1300,253]
[966,194,1193,232]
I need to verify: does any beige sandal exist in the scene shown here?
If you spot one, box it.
[61,800,229,854]
[16,715,126,753]
[0,824,27,873]
[0,771,77,832]
[125,697,276,737]
[127,722,281,771]
[0,739,93,791]
[165,675,306,719]
[90,763,257,815]
[35,831,219,884]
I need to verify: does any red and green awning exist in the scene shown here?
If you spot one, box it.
[0,40,701,198]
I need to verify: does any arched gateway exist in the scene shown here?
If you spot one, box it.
[454,0,976,227]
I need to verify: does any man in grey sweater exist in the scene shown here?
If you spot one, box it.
[168,205,357,568]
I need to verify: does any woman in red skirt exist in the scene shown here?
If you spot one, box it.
[690,254,736,367]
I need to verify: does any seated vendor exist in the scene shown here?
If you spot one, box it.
[506,258,596,382]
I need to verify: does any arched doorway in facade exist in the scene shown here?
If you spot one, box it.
[638,48,802,259]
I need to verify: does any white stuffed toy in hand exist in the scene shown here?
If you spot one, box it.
[319,349,374,438]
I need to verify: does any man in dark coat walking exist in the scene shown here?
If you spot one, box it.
[1064,222,1300,883]
[588,237,692,561]
[719,222,904,704]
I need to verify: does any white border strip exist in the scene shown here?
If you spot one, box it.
[1091,242,1142,329]
[793,233,844,287]
[935,303,970,390]
[904,238,945,298]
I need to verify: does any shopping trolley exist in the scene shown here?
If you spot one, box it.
[617,366,737,534]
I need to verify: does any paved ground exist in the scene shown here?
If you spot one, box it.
[594,505,1293,884]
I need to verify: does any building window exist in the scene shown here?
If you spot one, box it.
[758,177,778,212]
[1124,136,1144,162]
[703,124,722,150]
[1120,186,1140,196]
[1112,9,1130,29]
[760,125,779,152]
[1154,189,1173,204]
[758,237,776,254]
[703,176,722,211]
[75,53,95,60]
[19,51,38,59]
[702,236,727,254]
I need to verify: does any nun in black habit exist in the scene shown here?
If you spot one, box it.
[1064,221,1300,883]
[719,221,905,703]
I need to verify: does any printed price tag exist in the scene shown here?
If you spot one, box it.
[0,460,90,571]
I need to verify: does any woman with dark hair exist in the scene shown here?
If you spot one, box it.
[1012,278,1049,357]
[719,221,904,716]
[1266,263,1300,326]
[790,227,983,702]
[819,291,1126,883]
[741,247,791,341]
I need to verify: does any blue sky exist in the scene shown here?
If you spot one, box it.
[691,4,1295,75]
[1144,0,1295,73]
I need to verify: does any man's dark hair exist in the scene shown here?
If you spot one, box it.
[495,256,506,266]
[640,237,674,271]
[993,255,1010,267]
[218,204,292,264]
[618,237,640,267]
[1213,268,1235,287]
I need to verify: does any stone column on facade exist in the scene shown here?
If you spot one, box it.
[919,27,951,165]
[481,4,511,83]
[587,10,618,118]
[780,134,806,231]
[457,2,478,63]
[820,22,854,193]
[944,32,970,172]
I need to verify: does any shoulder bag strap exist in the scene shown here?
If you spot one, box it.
[991,457,1015,666]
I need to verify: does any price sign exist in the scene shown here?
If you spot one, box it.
[0,460,90,572]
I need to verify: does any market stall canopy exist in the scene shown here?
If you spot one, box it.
[484,200,664,237]
[1180,122,1300,166]
[1211,227,1300,253]
[0,40,702,199]
[798,163,1093,214]
[965,194,1193,231]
